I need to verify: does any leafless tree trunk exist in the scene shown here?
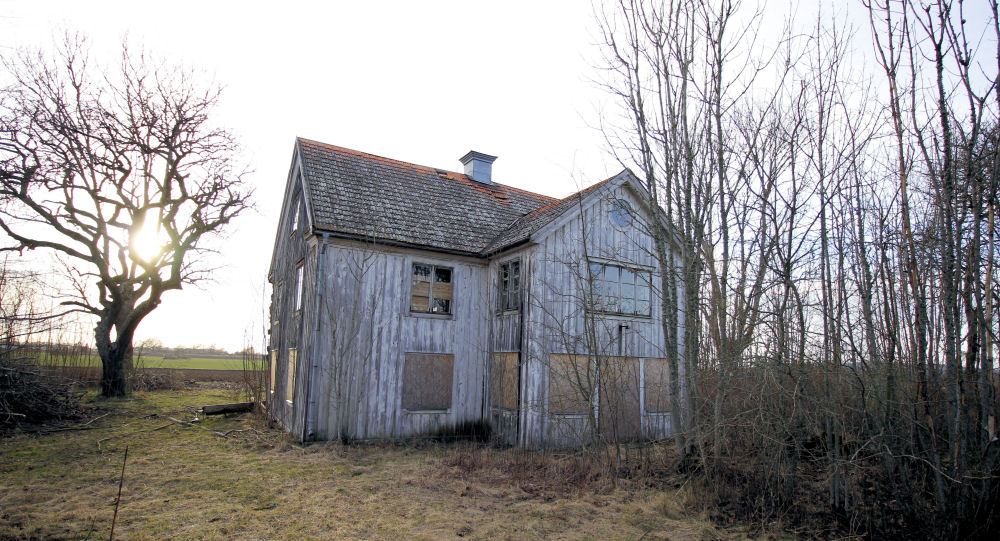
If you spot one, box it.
[0,36,252,396]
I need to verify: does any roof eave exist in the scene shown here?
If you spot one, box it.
[314,228,485,259]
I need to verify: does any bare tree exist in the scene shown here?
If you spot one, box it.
[0,36,252,397]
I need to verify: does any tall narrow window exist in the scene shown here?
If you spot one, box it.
[290,199,300,234]
[269,350,277,395]
[410,263,453,314]
[294,262,304,312]
[272,283,282,323]
[498,259,521,311]
[286,348,297,404]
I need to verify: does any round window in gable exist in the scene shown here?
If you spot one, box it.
[610,199,633,227]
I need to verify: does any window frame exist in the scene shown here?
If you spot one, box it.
[290,198,300,235]
[269,350,277,396]
[498,259,521,312]
[409,262,454,316]
[588,261,652,318]
[609,198,633,227]
[294,262,304,312]
[286,348,297,405]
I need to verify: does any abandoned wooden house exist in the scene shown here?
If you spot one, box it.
[267,138,685,448]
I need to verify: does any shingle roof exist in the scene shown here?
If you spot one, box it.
[482,176,616,255]
[296,138,613,257]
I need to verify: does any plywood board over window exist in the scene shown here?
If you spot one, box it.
[269,350,277,395]
[402,353,454,410]
[599,356,641,440]
[548,354,594,414]
[286,348,297,404]
[490,353,519,410]
[644,358,671,413]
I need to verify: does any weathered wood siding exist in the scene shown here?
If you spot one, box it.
[268,174,317,440]
[520,184,682,448]
[487,249,530,445]
[308,240,491,441]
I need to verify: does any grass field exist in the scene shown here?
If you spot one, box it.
[0,386,741,540]
[137,355,261,371]
[34,353,264,371]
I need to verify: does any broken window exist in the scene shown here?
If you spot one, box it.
[410,263,453,314]
[589,263,651,317]
[498,259,521,311]
[401,353,454,410]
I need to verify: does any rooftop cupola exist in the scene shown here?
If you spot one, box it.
[459,151,497,184]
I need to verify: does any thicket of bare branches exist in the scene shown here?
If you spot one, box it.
[0,35,253,397]
[1,261,83,430]
[597,0,1000,536]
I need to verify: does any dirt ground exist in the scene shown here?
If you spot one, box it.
[0,384,748,540]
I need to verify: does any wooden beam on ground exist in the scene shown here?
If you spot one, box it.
[202,402,254,415]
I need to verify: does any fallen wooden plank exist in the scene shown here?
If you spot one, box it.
[202,402,254,415]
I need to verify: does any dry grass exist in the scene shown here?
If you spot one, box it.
[0,385,750,540]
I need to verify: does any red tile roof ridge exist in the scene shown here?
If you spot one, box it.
[297,137,558,203]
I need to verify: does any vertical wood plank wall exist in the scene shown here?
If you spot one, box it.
[520,185,679,447]
[308,242,491,440]
[268,178,315,439]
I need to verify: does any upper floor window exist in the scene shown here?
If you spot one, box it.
[272,282,282,323]
[610,199,633,227]
[294,262,304,312]
[498,259,521,311]
[410,263,452,314]
[589,262,651,317]
[290,198,300,234]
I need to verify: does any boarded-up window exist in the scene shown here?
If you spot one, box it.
[599,356,641,440]
[548,354,593,414]
[402,353,454,410]
[286,348,297,404]
[644,358,671,412]
[490,353,519,410]
[410,264,453,314]
[269,350,277,395]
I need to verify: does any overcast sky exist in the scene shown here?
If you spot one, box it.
[1,1,619,351]
[5,1,994,352]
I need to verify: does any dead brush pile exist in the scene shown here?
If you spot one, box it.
[0,355,83,431]
[444,445,611,496]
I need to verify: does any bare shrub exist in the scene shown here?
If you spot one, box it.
[0,360,83,430]
[444,445,610,495]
